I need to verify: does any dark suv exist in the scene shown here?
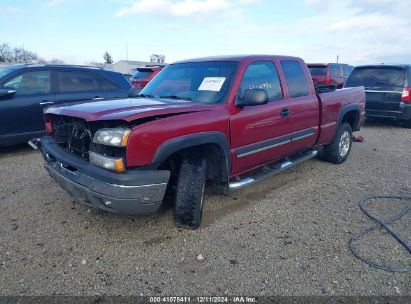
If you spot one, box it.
[345,65,411,127]
[0,65,131,146]
[308,63,353,89]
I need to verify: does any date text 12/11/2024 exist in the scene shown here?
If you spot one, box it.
[149,296,257,303]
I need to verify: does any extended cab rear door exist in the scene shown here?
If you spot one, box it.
[229,60,292,176]
[278,59,319,154]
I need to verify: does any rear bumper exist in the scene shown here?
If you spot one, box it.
[366,102,411,120]
[40,137,170,215]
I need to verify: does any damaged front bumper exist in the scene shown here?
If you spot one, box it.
[37,137,170,215]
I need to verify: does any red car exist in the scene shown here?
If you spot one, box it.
[130,65,165,89]
[308,63,353,89]
[36,55,365,229]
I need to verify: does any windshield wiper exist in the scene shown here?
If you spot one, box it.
[159,95,192,101]
[137,93,155,98]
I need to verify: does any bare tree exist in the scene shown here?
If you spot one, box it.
[0,43,12,63]
[0,42,43,64]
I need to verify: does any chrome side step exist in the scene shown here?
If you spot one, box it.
[229,150,318,190]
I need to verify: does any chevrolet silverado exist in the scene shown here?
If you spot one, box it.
[36,55,365,229]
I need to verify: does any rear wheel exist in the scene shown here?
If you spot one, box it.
[174,154,207,229]
[319,123,353,164]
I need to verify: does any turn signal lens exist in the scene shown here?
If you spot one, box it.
[89,152,125,173]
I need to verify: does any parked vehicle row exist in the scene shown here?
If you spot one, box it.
[33,55,365,229]
[307,62,411,128]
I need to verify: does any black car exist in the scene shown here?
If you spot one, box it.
[0,64,131,146]
[345,64,411,127]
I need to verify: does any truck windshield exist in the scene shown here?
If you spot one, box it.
[140,61,238,104]
[346,67,405,90]
[308,67,327,76]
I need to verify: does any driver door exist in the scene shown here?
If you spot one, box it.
[229,61,292,176]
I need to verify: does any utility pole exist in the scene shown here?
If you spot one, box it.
[126,42,129,61]
[336,54,339,63]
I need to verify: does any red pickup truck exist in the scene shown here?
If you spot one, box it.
[36,55,365,229]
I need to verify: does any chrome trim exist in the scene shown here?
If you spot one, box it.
[281,161,292,168]
[229,150,318,190]
[365,90,401,94]
[237,139,291,159]
[292,132,314,141]
[228,177,255,189]
[236,128,314,159]
[46,161,168,200]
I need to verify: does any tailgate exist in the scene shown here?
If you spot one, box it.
[365,90,402,111]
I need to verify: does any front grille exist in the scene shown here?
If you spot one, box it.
[51,116,128,161]
[53,117,94,159]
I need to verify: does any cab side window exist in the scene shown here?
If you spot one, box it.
[239,61,283,101]
[281,60,309,98]
[4,70,51,95]
[57,71,99,93]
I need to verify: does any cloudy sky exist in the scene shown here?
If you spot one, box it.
[1,0,409,65]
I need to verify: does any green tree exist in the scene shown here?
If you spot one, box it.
[103,52,113,64]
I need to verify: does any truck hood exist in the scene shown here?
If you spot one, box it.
[45,98,214,122]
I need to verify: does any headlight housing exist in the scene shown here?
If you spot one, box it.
[93,128,131,147]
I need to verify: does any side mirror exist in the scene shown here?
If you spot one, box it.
[236,89,268,107]
[0,87,16,99]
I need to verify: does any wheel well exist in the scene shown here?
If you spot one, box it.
[341,110,359,130]
[158,143,229,186]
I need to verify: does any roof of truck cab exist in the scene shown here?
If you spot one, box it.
[173,55,303,64]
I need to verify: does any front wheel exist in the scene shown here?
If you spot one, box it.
[174,154,207,229]
[319,123,353,164]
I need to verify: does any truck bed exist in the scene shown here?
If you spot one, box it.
[317,87,366,145]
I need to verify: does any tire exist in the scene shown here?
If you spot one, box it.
[174,154,207,229]
[320,122,353,164]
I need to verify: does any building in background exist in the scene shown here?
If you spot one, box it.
[104,60,152,75]
[150,54,166,64]
[104,54,166,75]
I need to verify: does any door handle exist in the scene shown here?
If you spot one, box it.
[280,108,291,117]
[39,101,54,105]
[93,97,104,101]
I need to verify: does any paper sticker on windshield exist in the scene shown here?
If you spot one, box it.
[198,77,226,92]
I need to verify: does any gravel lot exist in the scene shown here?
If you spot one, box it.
[0,120,410,297]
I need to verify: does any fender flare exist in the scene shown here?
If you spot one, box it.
[337,103,361,130]
[152,131,231,178]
